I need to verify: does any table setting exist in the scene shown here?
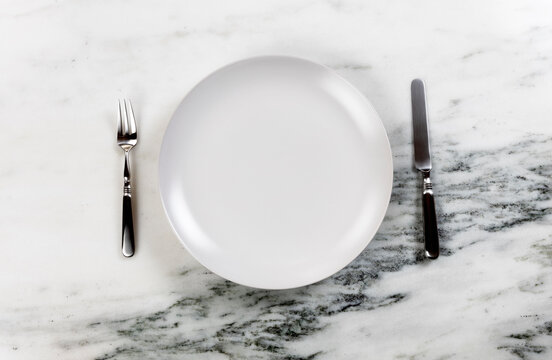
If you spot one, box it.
[1,0,551,359]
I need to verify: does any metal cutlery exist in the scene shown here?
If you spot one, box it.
[117,99,137,257]
[411,79,439,259]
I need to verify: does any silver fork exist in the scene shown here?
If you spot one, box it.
[117,99,137,257]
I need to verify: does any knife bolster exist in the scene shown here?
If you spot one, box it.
[422,172,433,194]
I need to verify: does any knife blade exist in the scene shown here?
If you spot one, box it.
[411,79,439,259]
[412,79,431,171]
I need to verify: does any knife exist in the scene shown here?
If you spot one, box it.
[411,79,439,259]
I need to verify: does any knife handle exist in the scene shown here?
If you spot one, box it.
[422,172,439,258]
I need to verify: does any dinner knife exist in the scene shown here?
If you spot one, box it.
[411,79,439,259]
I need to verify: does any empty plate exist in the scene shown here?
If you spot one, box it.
[159,56,393,289]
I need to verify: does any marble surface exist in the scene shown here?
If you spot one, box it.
[0,0,551,359]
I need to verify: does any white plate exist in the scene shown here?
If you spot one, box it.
[159,56,393,289]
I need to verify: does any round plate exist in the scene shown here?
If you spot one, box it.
[159,56,393,289]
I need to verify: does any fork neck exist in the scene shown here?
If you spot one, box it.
[124,150,131,196]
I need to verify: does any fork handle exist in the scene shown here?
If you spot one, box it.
[122,151,135,257]
[422,172,439,259]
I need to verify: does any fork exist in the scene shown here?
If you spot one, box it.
[117,99,137,257]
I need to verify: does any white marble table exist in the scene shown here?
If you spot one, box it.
[1,0,551,359]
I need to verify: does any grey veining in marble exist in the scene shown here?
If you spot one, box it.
[0,0,551,359]
[68,134,551,360]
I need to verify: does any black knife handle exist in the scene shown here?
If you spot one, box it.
[422,172,439,259]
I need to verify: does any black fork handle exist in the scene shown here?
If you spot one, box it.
[122,151,135,257]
